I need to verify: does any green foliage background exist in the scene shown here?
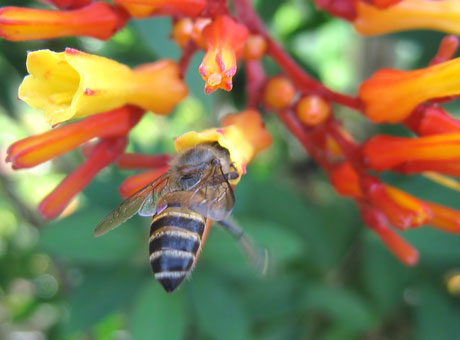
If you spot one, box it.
[1,1,460,339]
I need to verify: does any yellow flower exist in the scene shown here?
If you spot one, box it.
[174,110,272,184]
[18,49,188,125]
[359,57,460,123]
[354,0,460,36]
[199,15,248,94]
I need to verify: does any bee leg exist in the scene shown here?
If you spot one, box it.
[217,218,269,276]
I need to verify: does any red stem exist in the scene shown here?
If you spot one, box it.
[233,0,362,110]
[277,109,333,172]
[245,60,266,109]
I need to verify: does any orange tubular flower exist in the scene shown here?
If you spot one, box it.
[39,0,92,10]
[363,133,460,173]
[112,0,207,18]
[360,203,419,266]
[116,153,171,170]
[39,137,127,219]
[6,106,143,169]
[329,162,363,199]
[365,180,432,230]
[175,110,271,182]
[371,0,402,9]
[404,106,460,136]
[0,3,128,41]
[119,166,169,198]
[18,49,187,125]
[355,0,460,36]
[359,57,460,123]
[199,15,249,94]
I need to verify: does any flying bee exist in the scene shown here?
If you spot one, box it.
[94,142,242,292]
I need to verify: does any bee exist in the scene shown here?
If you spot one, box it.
[94,142,240,292]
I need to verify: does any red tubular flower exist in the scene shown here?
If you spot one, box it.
[199,15,249,93]
[430,35,459,66]
[313,0,357,21]
[6,106,143,169]
[116,153,171,170]
[329,162,363,199]
[425,202,460,233]
[119,166,169,198]
[359,57,460,123]
[360,203,419,266]
[112,0,207,18]
[371,0,402,9]
[39,137,127,219]
[0,3,128,41]
[404,106,460,136]
[363,176,432,230]
[363,133,460,173]
[38,0,92,10]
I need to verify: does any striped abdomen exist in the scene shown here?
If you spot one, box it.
[149,205,206,292]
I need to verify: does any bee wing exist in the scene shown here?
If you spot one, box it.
[187,164,235,221]
[93,173,169,237]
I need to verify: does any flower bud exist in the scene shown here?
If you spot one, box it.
[244,34,267,61]
[296,95,331,126]
[263,77,296,110]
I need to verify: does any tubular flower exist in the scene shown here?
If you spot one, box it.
[363,133,460,174]
[371,0,403,9]
[354,0,460,36]
[119,166,169,198]
[364,178,432,230]
[18,49,188,125]
[360,203,419,266]
[6,106,143,169]
[6,106,144,219]
[39,137,128,219]
[404,106,460,136]
[0,3,128,41]
[38,0,92,10]
[175,110,271,183]
[331,162,460,233]
[199,15,249,94]
[112,0,207,18]
[359,57,460,123]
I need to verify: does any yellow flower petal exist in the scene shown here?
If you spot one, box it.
[18,49,187,125]
[174,126,254,185]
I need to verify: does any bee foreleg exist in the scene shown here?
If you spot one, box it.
[217,218,269,276]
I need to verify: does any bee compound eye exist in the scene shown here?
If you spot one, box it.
[211,158,220,166]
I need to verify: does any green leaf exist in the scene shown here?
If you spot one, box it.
[187,274,251,340]
[415,283,454,340]
[134,17,180,60]
[65,268,144,333]
[39,210,143,265]
[130,283,187,340]
[361,231,415,315]
[301,283,375,332]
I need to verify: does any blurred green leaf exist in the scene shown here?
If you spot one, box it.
[361,231,415,315]
[66,268,144,333]
[415,283,454,340]
[130,283,187,340]
[39,210,143,264]
[301,282,376,332]
[134,17,180,60]
[187,274,251,340]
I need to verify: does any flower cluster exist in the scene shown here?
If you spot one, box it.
[3,0,460,265]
